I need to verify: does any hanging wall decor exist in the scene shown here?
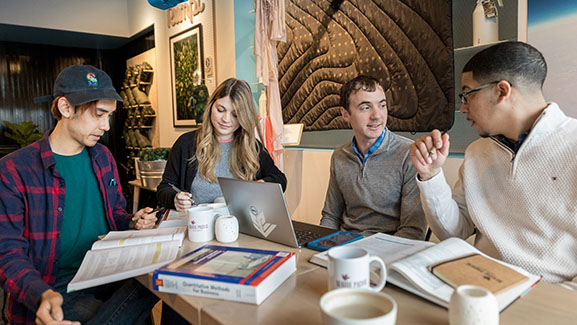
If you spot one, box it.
[170,23,208,126]
[277,0,454,132]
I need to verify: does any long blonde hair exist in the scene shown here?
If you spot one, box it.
[194,78,264,183]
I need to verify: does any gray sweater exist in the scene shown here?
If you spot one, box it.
[321,130,427,240]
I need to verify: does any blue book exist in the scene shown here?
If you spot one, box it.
[153,245,296,305]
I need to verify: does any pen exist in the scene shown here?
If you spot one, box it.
[168,183,196,205]
[168,183,184,193]
[428,130,448,158]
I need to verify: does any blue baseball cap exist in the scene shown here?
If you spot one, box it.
[52,65,122,106]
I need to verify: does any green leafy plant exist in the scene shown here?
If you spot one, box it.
[3,121,43,148]
[190,84,209,122]
[139,147,170,161]
[173,29,207,123]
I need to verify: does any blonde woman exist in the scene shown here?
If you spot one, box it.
[157,78,286,211]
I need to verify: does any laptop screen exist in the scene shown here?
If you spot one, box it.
[218,177,300,247]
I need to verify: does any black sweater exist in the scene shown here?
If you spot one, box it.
[157,131,287,209]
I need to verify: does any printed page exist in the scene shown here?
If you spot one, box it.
[158,209,188,228]
[389,237,541,310]
[91,227,186,250]
[309,233,434,267]
[389,237,478,304]
[351,233,435,264]
[68,240,180,292]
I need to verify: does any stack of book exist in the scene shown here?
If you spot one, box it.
[153,245,296,305]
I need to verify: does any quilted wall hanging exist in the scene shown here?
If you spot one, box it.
[277,0,454,132]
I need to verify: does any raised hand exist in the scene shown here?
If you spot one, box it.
[409,129,450,181]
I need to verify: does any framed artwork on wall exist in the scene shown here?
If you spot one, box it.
[170,24,209,127]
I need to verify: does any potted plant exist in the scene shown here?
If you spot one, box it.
[137,147,170,188]
[1,121,43,158]
[3,120,43,147]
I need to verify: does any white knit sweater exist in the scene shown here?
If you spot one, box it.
[418,103,577,285]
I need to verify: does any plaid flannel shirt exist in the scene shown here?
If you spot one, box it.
[0,131,132,324]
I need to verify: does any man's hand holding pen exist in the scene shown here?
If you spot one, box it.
[170,183,195,212]
[131,207,159,230]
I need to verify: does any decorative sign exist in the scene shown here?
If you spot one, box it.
[167,0,205,28]
[205,56,213,77]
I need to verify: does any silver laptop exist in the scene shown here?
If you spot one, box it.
[218,177,336,248]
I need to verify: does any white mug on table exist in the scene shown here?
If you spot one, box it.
[199,202,230,221]
[327,246,387,292]
[187,206,215,242]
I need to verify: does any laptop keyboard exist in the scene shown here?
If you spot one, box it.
[295,229,324,245]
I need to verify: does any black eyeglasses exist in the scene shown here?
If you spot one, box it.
[458,81,500,104]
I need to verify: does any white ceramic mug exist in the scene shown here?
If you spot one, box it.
[199,202,230,222]
[187,206,215,242]
[449,285,499,325]
[327,247,386,292]
[320,288,397,325]
[215,215,239,243]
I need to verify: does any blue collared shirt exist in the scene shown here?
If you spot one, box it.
[352,129,386,164]
[495,131,529,153]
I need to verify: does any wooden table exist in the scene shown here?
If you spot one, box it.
[138,234,577,325]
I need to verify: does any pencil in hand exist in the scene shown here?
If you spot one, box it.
[168,183,183,193]
[169,183,196,206]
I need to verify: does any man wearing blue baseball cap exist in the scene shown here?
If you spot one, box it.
[0,65,159,324]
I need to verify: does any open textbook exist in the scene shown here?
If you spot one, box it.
[157,209,188,228]
[67,227,185,292]
[309,233,541,311]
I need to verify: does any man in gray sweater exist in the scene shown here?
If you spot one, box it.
[320,75,427,239]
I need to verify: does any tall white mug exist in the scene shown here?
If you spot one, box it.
[449,285,499,325]
[187,206,215,242]
[327,247,386,292]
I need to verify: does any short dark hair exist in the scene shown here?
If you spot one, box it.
[50,96,96,120]
[463,41,547,92]
[340,75,385,111]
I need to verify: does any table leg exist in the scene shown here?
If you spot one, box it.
[133,186,140,214]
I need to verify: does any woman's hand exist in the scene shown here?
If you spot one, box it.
[174,192,194,211]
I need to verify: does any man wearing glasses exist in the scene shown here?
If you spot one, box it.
[409,41,577,288]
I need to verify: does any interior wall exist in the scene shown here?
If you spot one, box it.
[528,1,577,118]
[127,0,158,36]
[151,0,237,148]
[0,0,130,37]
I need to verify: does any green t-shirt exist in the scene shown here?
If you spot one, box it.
[54,148,109,279]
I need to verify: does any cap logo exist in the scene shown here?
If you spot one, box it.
[87,73,98,86]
